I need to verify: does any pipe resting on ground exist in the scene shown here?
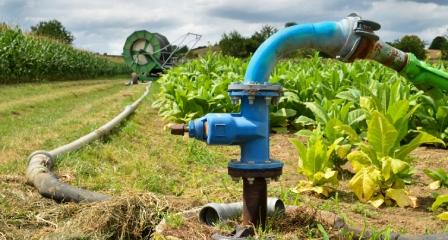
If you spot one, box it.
[26,83,151,203]
[199,198,285,226]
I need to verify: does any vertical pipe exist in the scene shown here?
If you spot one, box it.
[242,177,267,229]
[239,96,270,163]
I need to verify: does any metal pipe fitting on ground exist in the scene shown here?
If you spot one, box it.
[199,198,285,226]
[26,83,151,203]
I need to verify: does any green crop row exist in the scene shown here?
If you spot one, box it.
[154,52,448,143]
[154,52,448,209]
[0,26,130,83]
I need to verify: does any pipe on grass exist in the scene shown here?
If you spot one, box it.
[199,198,285,226]
[26,83,151,203]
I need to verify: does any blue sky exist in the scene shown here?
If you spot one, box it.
[1,0,447,54]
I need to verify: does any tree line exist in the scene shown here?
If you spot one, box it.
[219,22,448,61]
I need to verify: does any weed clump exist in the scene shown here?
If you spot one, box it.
[44,193,169,239]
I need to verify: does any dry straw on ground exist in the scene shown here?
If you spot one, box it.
[43,193,169,239]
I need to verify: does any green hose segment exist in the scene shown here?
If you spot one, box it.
[400,53,448,91]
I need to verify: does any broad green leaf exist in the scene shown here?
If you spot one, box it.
[436,106,448,121]
[347,109,366,126]
[304,102,329,124]
[349,167,381,202]
[432,194,448,211]
[289,138,307,172]
[294,115,316,126]
[437,212,448,221]
[334,124,360,143]
[385,188,411,208]
[295,129,313,137]
[395,132,445,160]
[424,168,448,188]
[272,127,288,133]
[387,100,409,125]
[324,118,341,143]
[272,108,297,118]
[367,111,398,157]
[347,151,372,172]
[393,104,420,147]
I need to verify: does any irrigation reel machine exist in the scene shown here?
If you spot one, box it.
[122,31,201,82]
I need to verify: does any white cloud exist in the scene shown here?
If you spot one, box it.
[0,0,447,54]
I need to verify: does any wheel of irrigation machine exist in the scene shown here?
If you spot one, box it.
[122,30,172,80]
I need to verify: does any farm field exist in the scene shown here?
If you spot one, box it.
[2,1,448,239]
[0,74,448,239]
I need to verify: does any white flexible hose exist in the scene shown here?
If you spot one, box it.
[26,82,151,202]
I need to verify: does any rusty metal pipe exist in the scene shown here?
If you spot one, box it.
[242,177,267,228]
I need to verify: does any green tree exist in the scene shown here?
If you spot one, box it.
[429,36,447,50]
[391,35,426,60]
[219,31,249,58]
[30,20,74,44]
[251,25,277,44]
[247,25,278,53]
[285,22,297,28]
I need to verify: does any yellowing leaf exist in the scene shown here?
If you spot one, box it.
[381,157,392,181]
[336,144,352,160]
[390,158,409,174]
[385,188,411,208]
[437,212,448,221]
[294,181,332,197]
[349,167,380,202]
[360,96,372,110]
[369,194,385,208]
[347,151,372,172]
[429,180,441,190]
[313,169,338,187]
[409,196,418,208]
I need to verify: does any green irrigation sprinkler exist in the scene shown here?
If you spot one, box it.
[122,30,201,82]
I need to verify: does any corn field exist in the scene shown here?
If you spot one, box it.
[0,25,130,84]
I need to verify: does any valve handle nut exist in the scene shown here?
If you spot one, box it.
[170,124,188,135]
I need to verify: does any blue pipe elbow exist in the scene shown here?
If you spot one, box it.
[244,15,362,84]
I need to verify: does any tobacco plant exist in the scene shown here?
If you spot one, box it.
[424,168,448,190]
[431,194,448,220]
[347,110,444,207]
[289,128,339,197]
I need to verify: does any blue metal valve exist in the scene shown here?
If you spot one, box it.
[188,83,283,174]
